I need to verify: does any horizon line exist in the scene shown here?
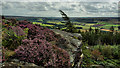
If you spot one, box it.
[1,15,119,18]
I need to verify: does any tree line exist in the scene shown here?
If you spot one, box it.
[81,27,120,46]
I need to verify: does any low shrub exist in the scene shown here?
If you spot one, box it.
[2,46,15,62]
[91,49,104,61]
[15,38,70,67]
[2,28,26,50]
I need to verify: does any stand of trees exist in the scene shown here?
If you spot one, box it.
[81,27,120,46]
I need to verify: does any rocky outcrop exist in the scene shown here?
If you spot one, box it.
[52,29,82,63]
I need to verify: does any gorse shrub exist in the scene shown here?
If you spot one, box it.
[15,38,70,67]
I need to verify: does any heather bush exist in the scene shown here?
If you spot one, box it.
[12,26,26,36]
[15,38,70,67]
[2,46,7,62]
[15,38,53,66]
[2,19,17,27]
[0,56,2,63]
[2,46,15,62]
[2,28,26,50]
[9,18,17,26]
[2,21,9,29]
[25,24,58,41]
[52,45,71,67]
[16,20,58,41]
[2,18,71,67]
[17,20,31,25]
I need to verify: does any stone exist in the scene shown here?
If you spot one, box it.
[52,29,82,63]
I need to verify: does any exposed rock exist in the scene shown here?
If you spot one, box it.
[2,59,44,68]
[52,29,82,63]
[10,59,19,63]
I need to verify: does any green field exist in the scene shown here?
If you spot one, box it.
[33,19,120,32]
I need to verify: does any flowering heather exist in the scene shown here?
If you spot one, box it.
[51,45,71,67]
[24,23,58,41]
[17,21,57,41]
[2,46,8,62]
[3,19,71,67]
[0,20,2,23]
[12,26,26,36]
[15,38,70,67]
[18,20,31,25]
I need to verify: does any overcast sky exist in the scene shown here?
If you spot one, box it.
[1,0,120,17]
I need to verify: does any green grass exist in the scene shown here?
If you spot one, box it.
[47,21,65,25]
[104,24,120,27]
[38,18,43,22]
[100,24,119,30]
[33,22,54,27]
[33,20,120,31]
[96,22,111,25]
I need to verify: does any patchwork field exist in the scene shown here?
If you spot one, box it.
[32,18,120,32]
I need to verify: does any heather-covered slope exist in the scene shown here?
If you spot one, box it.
[1,18,120,68]
[1,18,83,68]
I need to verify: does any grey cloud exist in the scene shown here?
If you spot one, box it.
[59,7,74,11]
[2,2,119,17]
[2,0,120,2]
[26,2,57,11]
[71,4,76,7]
[28,5,48,11]
[2,2,13,9]
[80,2,118,14]
[84,5,98,10]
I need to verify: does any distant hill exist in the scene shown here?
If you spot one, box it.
[1,15,120,23]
